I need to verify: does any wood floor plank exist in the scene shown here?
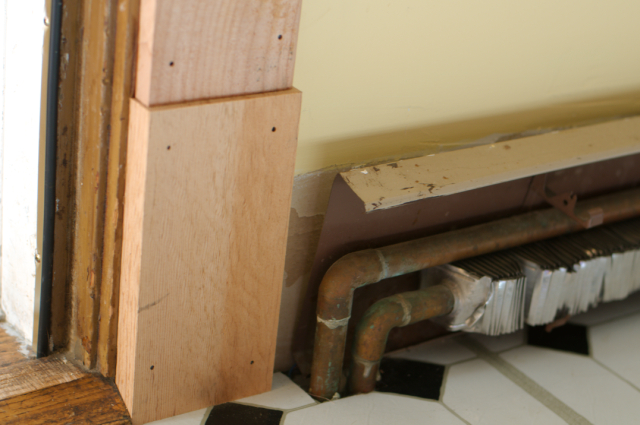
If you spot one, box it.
[0,354,27,370]
[0,375,131,424]
[0,356,87,400]
[0,324,126,423]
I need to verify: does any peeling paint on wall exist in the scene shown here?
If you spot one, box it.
[289,170,335,218]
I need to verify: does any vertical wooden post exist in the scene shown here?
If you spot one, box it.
[97,0,141,378]
[115,1,303,423]
[71,0,117,368]
[118,91,301,423]
[55,0,141,376]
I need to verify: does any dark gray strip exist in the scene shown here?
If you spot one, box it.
[37,0,63,359]
[459,336,593,425]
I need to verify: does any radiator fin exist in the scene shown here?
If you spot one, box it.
[421,217,640,334]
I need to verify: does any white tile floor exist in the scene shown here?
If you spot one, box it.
[443,359,566,425]
[146,291,640,425]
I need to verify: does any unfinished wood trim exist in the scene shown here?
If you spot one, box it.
[116,89,301,424]
[115,95,149,414]
[49,0,83,356]
[70,0,118,369]
[135,0,302,106]
[97,0,141,378]
[341,116,640,212]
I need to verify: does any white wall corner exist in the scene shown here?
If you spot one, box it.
[0,0,47,344]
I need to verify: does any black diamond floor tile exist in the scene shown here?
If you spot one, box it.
[375,358,445,400]
[205,402,283,425]
[527,323,590,355]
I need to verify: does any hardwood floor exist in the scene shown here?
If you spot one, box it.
[0,375,131,424]
[0,356,86,400]
[0,325,131,424]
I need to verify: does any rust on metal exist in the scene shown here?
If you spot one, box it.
[531,174,603,228]
[309,187,640,400]
[349,286,454,394]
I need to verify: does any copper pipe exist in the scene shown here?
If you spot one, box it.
[350,286,455,394]
[310,187,640,400]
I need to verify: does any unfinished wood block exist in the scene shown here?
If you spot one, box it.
[136,0,302,106]
[116,89,301,424]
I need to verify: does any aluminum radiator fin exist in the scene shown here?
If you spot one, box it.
[421,217,640,334]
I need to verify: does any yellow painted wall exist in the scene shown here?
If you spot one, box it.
[292,0,640,175]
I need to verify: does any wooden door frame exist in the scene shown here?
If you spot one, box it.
[53,0,139,376]
[53,0,304,383]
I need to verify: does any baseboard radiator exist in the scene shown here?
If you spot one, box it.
[422,217,640,335]
[308,187,640,400]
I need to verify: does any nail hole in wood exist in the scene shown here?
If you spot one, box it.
[150,365,154,370]
[272,127,276,132]
[250,361,254,364]
[278,34,283,40]
[167,145,171,150]
[169,61,174,66]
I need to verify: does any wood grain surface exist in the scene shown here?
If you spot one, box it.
[50,0,83,353]
[71,0,119,368]
[135,0,302,106]
[98,0,141,378]
[0,356,86,401]
[0,375,131,424]
[117,89,301,424]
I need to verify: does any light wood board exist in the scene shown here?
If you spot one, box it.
[116,89,301,424]
[136,0,302,106]
[341,116,640,212]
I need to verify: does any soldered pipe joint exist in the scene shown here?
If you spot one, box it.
[311,189,640,400]
[310,249,387,399]
[349,285,455,395]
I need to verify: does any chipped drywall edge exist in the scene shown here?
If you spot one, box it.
[290,170,335,218]
[275,206,325,371]
[283,209,324,287]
